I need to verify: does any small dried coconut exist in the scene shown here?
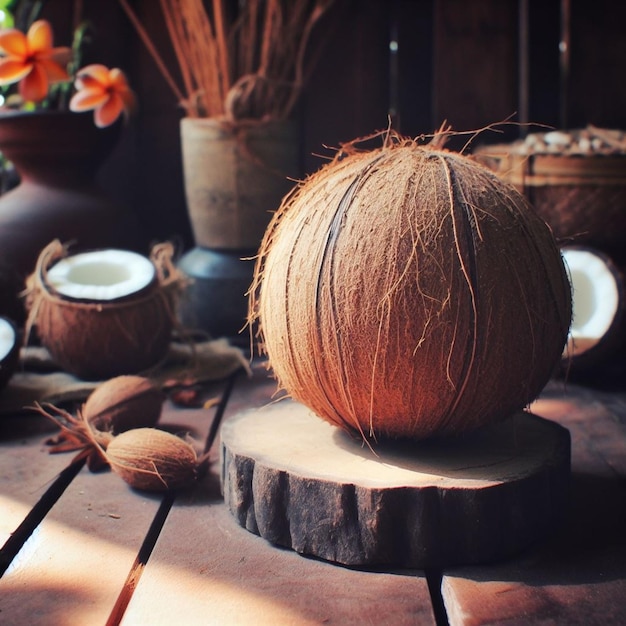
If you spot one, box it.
[83,375,165,433]
[104,428,198,492]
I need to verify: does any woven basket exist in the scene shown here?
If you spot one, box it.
[474,148,626,259]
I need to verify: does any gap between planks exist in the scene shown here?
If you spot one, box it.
[0,454,86,577]
[106,370,240,625]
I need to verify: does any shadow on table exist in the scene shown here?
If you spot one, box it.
[453,471,626,586]
[0,581,93,624]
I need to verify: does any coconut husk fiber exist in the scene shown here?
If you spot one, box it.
[250,132,572,442]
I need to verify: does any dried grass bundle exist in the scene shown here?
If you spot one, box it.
[250,134,572,441]
[118,0,335,119]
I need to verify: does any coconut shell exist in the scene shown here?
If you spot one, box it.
[559,245,626,374]
[0,316,19,391]
[33,285,174,380]
[83,375,165,433]
[25,241,184,381]
[250,137,572,441]
[105,428,198,492]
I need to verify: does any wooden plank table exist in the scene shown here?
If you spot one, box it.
[0,359,625,625]
[442,381,626,626]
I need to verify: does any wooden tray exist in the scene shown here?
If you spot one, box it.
[220,400,571,568]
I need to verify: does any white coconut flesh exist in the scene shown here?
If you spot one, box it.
[0,317,15,362]
[562,248,620,356]
[46,249,156,301]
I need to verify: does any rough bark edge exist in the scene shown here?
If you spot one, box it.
[220,414,571,569]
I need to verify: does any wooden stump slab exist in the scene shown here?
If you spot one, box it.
[220,400,571,569]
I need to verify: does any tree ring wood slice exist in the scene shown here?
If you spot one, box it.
[220,400,571,568]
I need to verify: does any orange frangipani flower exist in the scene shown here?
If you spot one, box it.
[0,20,70,103]
[69,64,136,128]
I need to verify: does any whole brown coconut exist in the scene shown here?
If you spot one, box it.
[250,134,572,441]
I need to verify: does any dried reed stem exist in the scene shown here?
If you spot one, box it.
[118,0,335,120]
[212,0,231,97]
[117,0,185,105]
[158,0,195,110]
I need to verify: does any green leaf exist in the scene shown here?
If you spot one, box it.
[0,8,14,29]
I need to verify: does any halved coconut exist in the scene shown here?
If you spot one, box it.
[45,249,156,302]
[26,241,183,381]
[0,316,19,390]
[561,245,625,370]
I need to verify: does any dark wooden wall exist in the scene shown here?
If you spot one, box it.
[38,0,626,252]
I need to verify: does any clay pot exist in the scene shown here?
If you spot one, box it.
[0,110,142,280]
